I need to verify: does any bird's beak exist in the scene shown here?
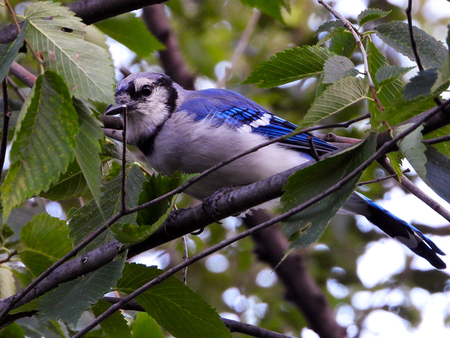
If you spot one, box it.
[104,103,127,116]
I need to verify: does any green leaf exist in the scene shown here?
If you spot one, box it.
[2,71,78,219]
[323,55,358,83]
[0,322,26,338]
[68,165,146,251]
[395,124,427,180]
[24,2,115,102]
[375,21,447,69]
[132,312,166,338]
[116,263,231,338]
[95,14,164,58]
[243,46,334,88]
[386,151,404,179]
[316,20,344,34]
[373,96,435,129]
[357,8,391,27]
[375,65,414,86]
[20,213,72,277]
[329,31,357,58]
[316,27,346,46]
[39,259,125,327]
[239,0,288,22]
[112,172,196,244]
[73,98,103,206]
[281,135,376,248]
[299,76,369,128]
[424,125,450,157]
[0,223,14,247]
[40,160,89,200]
[366,41,407,129]
[92,299,131,338]
[425,145,450,204]
[0,21,28,83]
[403,69,438,100]
[0,266,15,298]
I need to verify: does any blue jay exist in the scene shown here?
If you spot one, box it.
[104,72,446,269]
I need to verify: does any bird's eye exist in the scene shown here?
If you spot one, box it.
[141,85,152,96]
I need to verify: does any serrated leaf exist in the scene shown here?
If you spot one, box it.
[68,165,146,251]
[366,40,406,129]
[299,76,369,128]
[95,14,164,58]
[316,20,344,34]
[323,55,358,83]
[329,31,357,58]
[395,124,427,179]
[239,0,288,22]
[39,259,125,327]
[111,172,196,245]
[243,46,334,88]
[132,312,166,338]
[375,21,447,69]
[92,299,131,338]
[357,8,391,26]
[2,71,78,219]
[373,95,435,129]
[425,145,450,204]
[0,266,15,298]
[24,2,114,102]
[316,27,346,46]
[116,263,231,338]
[375,65,414,86]
[73,98,103,206]
[20,213,72,277]
[403,69,438,100]
[40,160,88,200]
[0,21,28,83]
[281,135,376,248]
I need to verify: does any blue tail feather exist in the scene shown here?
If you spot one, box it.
[343,192,446,269]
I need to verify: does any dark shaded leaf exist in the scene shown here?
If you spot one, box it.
[92,299,131,338]
[116,264,231,338]
[0,21,28,83]
[281,135,376,248]
[375,21,447,69]
[425,145,450,204]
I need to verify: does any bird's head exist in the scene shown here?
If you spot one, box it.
[104,72,183,145]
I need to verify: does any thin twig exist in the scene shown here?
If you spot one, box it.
[318,0,383,111]
[0,211,124,323]
[9,62,36,88]
[216,9,261,88]
[422,134,450,145]
[357,169,410,186]
[405,0,424,72]
[73,98,450,338]
[181,235,188,285]
[0,80,11,183]
[378,156,450,222]
[121,107,128,212]
[6,76,26,101]
[0,250,17,264]
[4,0,42,64]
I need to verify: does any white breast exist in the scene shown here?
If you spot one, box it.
[146,112,313,200]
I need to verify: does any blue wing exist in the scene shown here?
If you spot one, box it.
[179,88,338,155]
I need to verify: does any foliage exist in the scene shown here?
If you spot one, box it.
[0,0,449,337]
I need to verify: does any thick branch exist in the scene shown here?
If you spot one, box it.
[244,212,348,338]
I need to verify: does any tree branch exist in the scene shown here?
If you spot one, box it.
[142,4,196,89]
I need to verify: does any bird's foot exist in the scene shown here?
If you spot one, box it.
[202,186,237,223]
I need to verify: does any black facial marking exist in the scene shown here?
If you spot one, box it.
[122,81,136,100]
[156,77,178,114]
